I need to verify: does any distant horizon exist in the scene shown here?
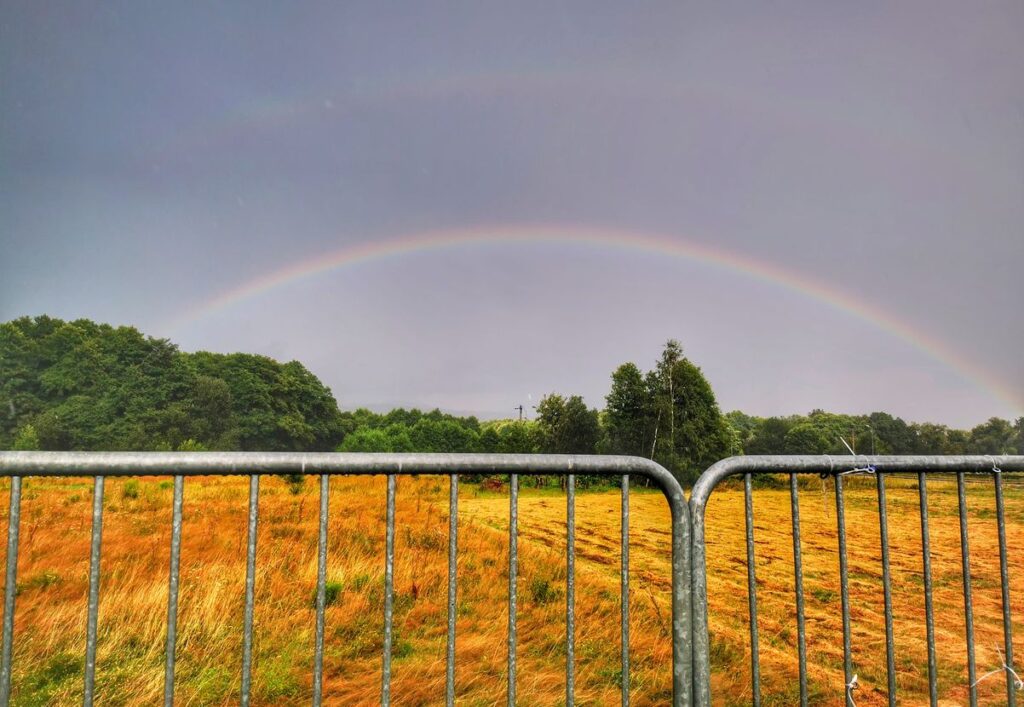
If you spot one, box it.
[334,399,1017,431]
[7,310,1016,430]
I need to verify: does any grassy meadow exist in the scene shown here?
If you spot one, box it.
[0,473,1020,705]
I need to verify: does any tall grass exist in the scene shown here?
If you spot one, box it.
[0,474,1019,704]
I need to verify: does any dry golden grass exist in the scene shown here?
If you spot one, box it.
[0,477,673,706]
[0,473,1019,705]
[702,475,1024,706]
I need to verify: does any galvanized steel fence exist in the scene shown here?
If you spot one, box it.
[690,455,1024,707]
[2,451,1022,705]
[0,452,690,706]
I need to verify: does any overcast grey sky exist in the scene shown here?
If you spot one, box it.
[2,2,1021,427]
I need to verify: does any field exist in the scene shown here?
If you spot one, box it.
[0,473,1020,705]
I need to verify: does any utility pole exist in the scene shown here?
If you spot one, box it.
[513,405,524,422]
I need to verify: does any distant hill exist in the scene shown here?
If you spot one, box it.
[0,315,344,451]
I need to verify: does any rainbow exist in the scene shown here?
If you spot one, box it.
[165,224,1022,413]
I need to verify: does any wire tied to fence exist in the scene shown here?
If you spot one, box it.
[845,673,859,705]
[971,646,1023,691]
[837,464,876,477]
[985,455,1002,474]
[820,452,876,479]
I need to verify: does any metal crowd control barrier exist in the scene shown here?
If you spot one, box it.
[0,452,691,706]
[690,455,1024,707]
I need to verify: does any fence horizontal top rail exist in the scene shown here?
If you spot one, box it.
[691,454,1024,508]
[0,450,673,482]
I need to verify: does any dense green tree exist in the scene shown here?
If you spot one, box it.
[783,423,833,454]
[190,353,344,451]
[535,394,602,455]
[968,417,1017,455]
[724,411,759,451]
[945,429,970,454]
[865,412,913,454]
[650,342,734,481]
[480,419,539,454]
[339,428,395,452]
[604,341,731,484]
[745,417,794,454]
[338,408,383,438]
[910,423,950,454]
[186,375,238,449]
[408,418,478,452]
[376,408,480,434]
[478,426,501,453]
[605,363,652,458]
[337,419,478,453]
[12,424,40,451]
[0,316,344,452]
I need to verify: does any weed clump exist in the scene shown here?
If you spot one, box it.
[121,479,140,500]
[311,580,344,608]
[529,577,562,605]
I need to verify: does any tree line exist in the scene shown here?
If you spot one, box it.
[2,316,344,453]
[3,316,1021,485]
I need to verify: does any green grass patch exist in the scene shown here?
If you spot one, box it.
[310,580,343,608]
[16,653,82,706]
[17,571,61,594]
[528,577,563,605]
[121,479,140,500]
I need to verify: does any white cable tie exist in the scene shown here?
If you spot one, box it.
[971,646,1023,691]
[845,674,859,705]
[838,464,876,477]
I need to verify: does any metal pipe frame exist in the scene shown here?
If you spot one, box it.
[0,451,691,707]
[690,454,1024,707]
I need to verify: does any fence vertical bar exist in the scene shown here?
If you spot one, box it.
[743,474,761,707]
[240,474,259,707]
[163,475,184,707]
[567,472,576,707]
[508,473,518,707]
[312,474,328,706]
[382,474,396,706]
[876,472,897,706]
[446,473,458,707]
[621,474,630,707]
[0,476,22,704]
[83,476,105,706]
[835,475,854,706]
[668,475,691,707]
[957,472,977,707]
[918,472,937,707]
[790,473,808,707]
[994,470,1017,707]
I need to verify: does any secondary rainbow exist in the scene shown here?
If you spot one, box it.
[165,224,1021,412]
